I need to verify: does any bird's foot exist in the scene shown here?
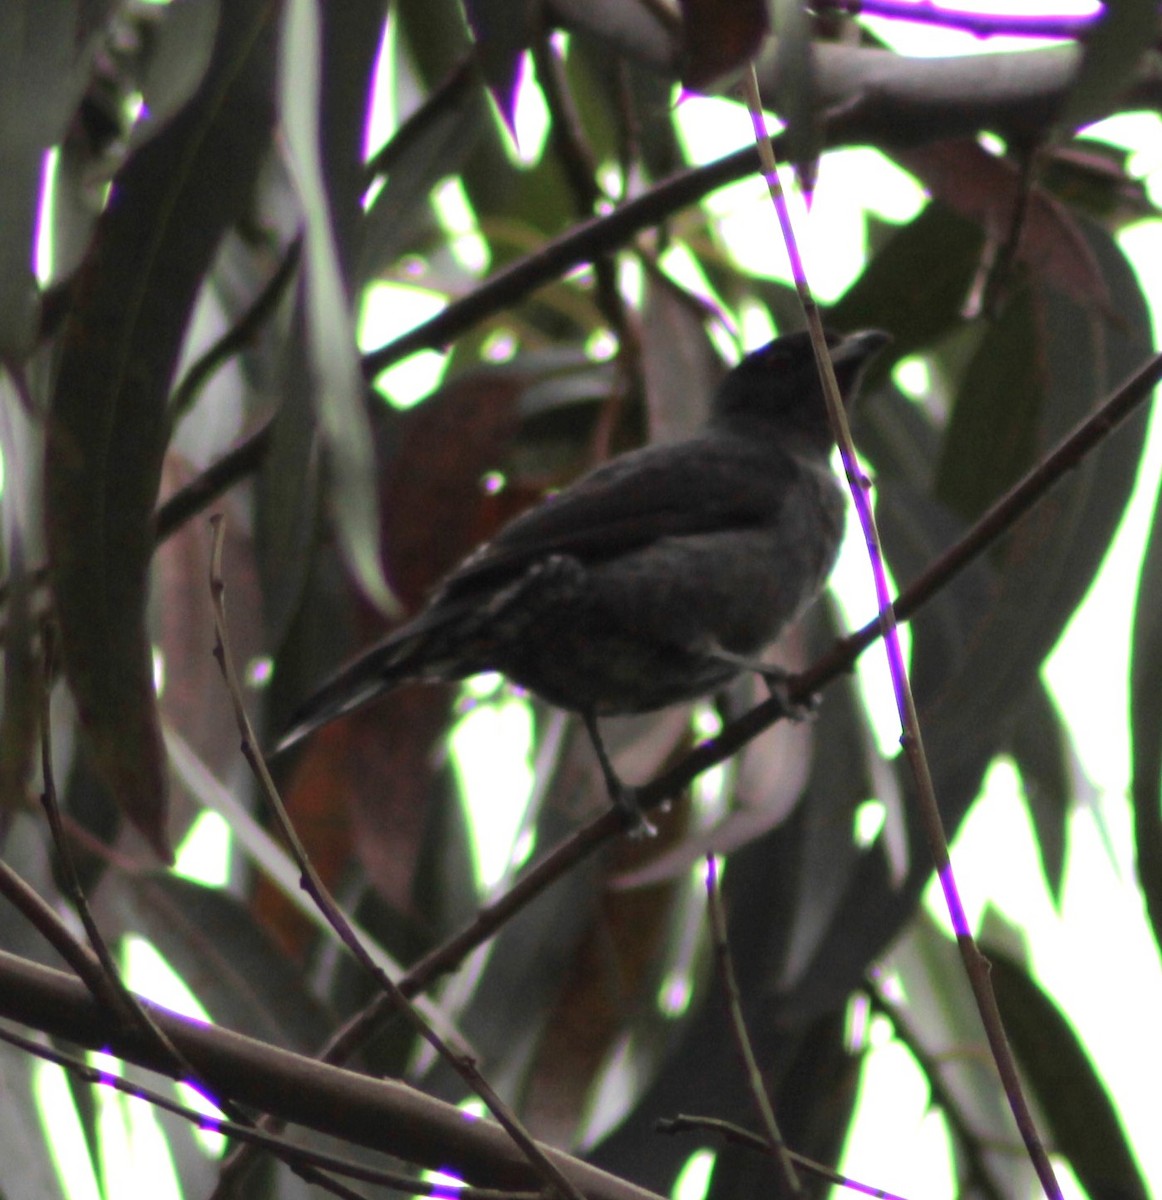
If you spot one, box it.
[583,711,657,838]
[610,782,657,839]
[756,666,817,722]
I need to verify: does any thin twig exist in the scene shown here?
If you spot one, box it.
[704,855,801,1195]
[657,1113,911,1200]
[168,237,303,424]
[207,515,584,1200]
[0,1023,536,1200]
[39,631,220,1091]
[740,64,1061,1200]
[0,857,108,996]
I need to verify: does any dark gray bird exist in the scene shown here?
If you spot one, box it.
[278,328,888,824]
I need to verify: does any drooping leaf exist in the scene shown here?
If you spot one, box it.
[1058,0,1158,133]
[1006,681,1072,904]
[156,455,265,820]
[829,201,985,361]
[0,2,94,359]
[44,0,277,861]
[133,0,220,145]
[1129,472,1162,960]
[315,2,390,279]
[641,269,722,442]
[895,139,1111,308]
[358,59,487,286]
[886,911,1035,1197]
[767,0,819,171]
[462,0,530,134]
[677,0,767,93]
[116,874,336,1052]
[935,286,1042,521]
[988,943,1150,1200]
[280,0,397,618]
[0,1038,67,1199]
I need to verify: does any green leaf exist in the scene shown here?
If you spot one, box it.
[988,945,1150,1200]
[935,287,1041,521]
[887,913,1034,1196]
[0,1039,68,1199]
[462,0,530,134]
[1006,682,1072,904]
[44,1,277,860]
[829,201,985,364]
[117,874,335,1051]
[1129,473,1162,959]
[0,2,93,359]
[357,59,487,286]
[769,0,819,168]
[280,0,398,617]
[1058,0,1158,133]
[134,0,220,145]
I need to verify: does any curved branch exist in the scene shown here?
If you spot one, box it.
[0,948,662,1200]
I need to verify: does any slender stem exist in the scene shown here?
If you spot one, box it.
[741,64,1062,1200]
[208,516,584,1200]
[705,855,801,1195]
[657,1113,912,1200]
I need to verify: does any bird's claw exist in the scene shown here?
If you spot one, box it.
[757,666,817,722]
[611,783,657,839]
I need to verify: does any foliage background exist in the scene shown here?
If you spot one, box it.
[0,1,1161,1198]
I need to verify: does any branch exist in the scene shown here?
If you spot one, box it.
[812,1,1100,40]
[705,855,801,1195]
[0,1024,539,1200]
[0,948,664,1200]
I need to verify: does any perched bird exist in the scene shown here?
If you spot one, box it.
[278,328,888,825]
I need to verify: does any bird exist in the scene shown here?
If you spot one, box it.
[277,328,889,828]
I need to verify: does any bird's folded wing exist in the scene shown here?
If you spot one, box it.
[440,437,800,599]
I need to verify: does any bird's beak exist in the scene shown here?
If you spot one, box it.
[830,329,892,371]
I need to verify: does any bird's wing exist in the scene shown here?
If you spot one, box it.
[439,436,803,600]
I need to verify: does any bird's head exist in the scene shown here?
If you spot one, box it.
[710,328,890,451]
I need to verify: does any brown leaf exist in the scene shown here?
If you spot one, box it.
[895,140,1111,311]
[678,0,769,93]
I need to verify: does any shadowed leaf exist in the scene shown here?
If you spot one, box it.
[1006,681,1072,904]
[989,944,1150,1200]
[280,0,396,618]
[0,2,94,359]
[463,0,530,135]
[44,1,277,860]
[1130,473,1162,961]
[678,0,767,93]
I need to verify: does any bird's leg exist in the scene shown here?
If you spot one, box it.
[582,711,656,838]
